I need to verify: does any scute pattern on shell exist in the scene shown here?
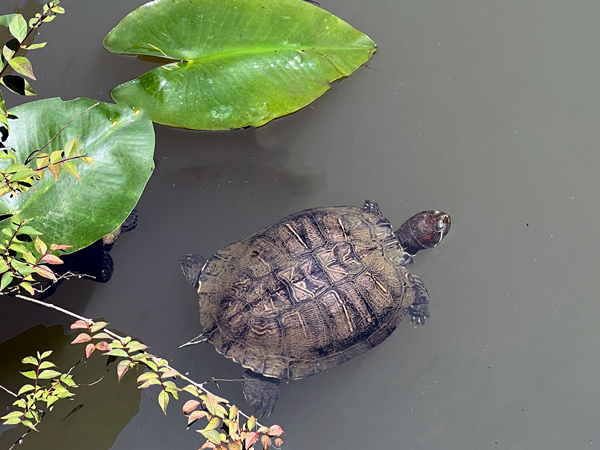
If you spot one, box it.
[198,205,423,380]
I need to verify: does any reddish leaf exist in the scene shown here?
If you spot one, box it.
[188,410,209,425]
[70,320,89,330]
[245,432,259,448]
[95,341,111,351]
[34,265,56,281]
[117,360,131,381]
[268,425,283,437]
[200,442,216,450]
[161,369,179,378]
[48,163,61,180]
[71,333,92,344]
[41,254,63,265]
[182,400,201,414]
[85,343,95,358]
[50,244,72,251]
[274,437,283,447]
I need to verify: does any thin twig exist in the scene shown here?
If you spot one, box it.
[11,294,262,426]
[36,102,100,154]
[0,383,18,398]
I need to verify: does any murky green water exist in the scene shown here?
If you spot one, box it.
[2,1,600,449]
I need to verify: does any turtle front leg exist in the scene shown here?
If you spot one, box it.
[406,274,431,325]
[240,370,280,418]
[363,199,382,216]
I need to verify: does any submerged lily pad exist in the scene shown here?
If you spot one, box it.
[0,97,155,253]
[104,0,376,130]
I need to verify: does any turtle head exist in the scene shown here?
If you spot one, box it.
[181,254,207,289]
[395,211,451,255]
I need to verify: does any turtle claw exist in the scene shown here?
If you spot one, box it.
[240,370,280,418]
[406,274,430,326]
[362,199,382,216]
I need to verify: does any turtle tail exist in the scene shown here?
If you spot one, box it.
[181,254,206,288]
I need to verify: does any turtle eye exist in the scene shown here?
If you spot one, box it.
[435,213,450,232]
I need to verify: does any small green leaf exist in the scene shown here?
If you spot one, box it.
[8,57,36,81]
[63,136,79,157]
[229,404,239,420]
[20,370,37,379]
[12,399,26,408]
[10,242,29,254]
[89,321,108,333]
[38,369,62,379]
[3,45,15,61]
[17,384,35,395]
[200,429,222,445]
[20,281,34,295]
[204,417,220,432]
[2,417,22,425]
[91,332,111,339]
[1,410,24,420]
[158,390,169,414]
[8,14,27,42]
[247,416,256,431]
[22,42,47,50]
[40,350,53,359]
[0,271,13,291]
[34,236,47,255]
[138,378,161,389]
[137,372,159,382]
[21,356,38,365]
[22,419,38,432]
[39,361,56,370]
[126,341,148,352]
[103,348,129,358]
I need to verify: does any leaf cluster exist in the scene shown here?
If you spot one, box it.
[0,214,71,294]
[69,319,284,450]
[183,388,284,450]
[1,350,76,432]
[0,135,94,199]
[0,1,65,139]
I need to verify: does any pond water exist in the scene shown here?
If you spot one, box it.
[2,0,600,449]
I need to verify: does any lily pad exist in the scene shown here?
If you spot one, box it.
[0,97,155,253]
[104,0,376,130]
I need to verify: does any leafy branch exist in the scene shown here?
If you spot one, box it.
[2,295,285,450]
[0,350,76,435]
[0,214,71,295]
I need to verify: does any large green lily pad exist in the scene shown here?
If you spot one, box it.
[0,97,155,253]
[104,0,376,130]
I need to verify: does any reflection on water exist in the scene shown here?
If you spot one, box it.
[0,324,141,450]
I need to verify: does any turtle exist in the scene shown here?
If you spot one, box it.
[181,200,450,416]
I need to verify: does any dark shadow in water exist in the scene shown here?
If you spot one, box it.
[0,324,141,450]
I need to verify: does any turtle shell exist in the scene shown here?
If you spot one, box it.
[197,205,424,380]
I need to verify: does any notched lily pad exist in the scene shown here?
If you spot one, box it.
[0,97,155,253]
[104,0,377,130]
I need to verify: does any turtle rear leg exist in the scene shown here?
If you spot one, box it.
[240,370,280,418]
[363,199,382,216]
[406,275,430,325]
[181,254,206,288]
